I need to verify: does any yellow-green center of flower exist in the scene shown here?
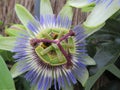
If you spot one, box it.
[32,28,76,66]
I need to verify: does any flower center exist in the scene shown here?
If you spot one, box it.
[30,28,75,68]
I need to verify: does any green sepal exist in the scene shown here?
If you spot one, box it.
[15,4,35,37]
[84,0,120,28]
[77,68,89,86]
[5,24,26,36]
[83,56,96,65]
[67,0,94,8]
[83,22,105,38]
[0,56,15,90]
[40,0,53,16]
[10,62,29,78]
[58,4,73,20]
[0,37,16,51]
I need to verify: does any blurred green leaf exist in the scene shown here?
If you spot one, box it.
[5,24,26,36]
[85,12,120,90]
[87,14,120,74]
[85,64,120,90]
[85,67,105,90]
[0,20,3,25]
[0,37,16,51]
[0,56,15,90]
[89,44,120,74]
[107,64,120,79]
[0,35,3,37]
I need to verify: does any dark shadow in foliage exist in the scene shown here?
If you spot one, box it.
[99,70,120,90]
[15,76,31,90]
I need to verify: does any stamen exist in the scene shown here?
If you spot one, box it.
[30,38,57,47]
[30,30,75,68]
[59,30,75,42]
[57,43,73,68]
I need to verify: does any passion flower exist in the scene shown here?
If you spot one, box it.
[12,3,95,90]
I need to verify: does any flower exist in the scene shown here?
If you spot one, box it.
[12,2,95,90]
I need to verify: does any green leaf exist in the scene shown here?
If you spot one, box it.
[58,4,73,20]
[67,0,93,8]
[40,0,53,16]
[0,37,16,51]
[87,16,120,74]
[15,4,35,37]
[84,0,120,28]
[0,56,15,90]
[11,62,29,78]
[90,44,120,74]
[85,67,105,90]
[5,24,26,36]
[107,64,120,79]
[85,64,120,90]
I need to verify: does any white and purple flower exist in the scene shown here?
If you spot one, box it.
[11,1,96,90]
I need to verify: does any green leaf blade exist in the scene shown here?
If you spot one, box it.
[0,56,15,90]
[85,68,105,90]
[107,64,120,79]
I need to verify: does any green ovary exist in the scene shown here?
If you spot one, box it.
[35,28,76,66]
